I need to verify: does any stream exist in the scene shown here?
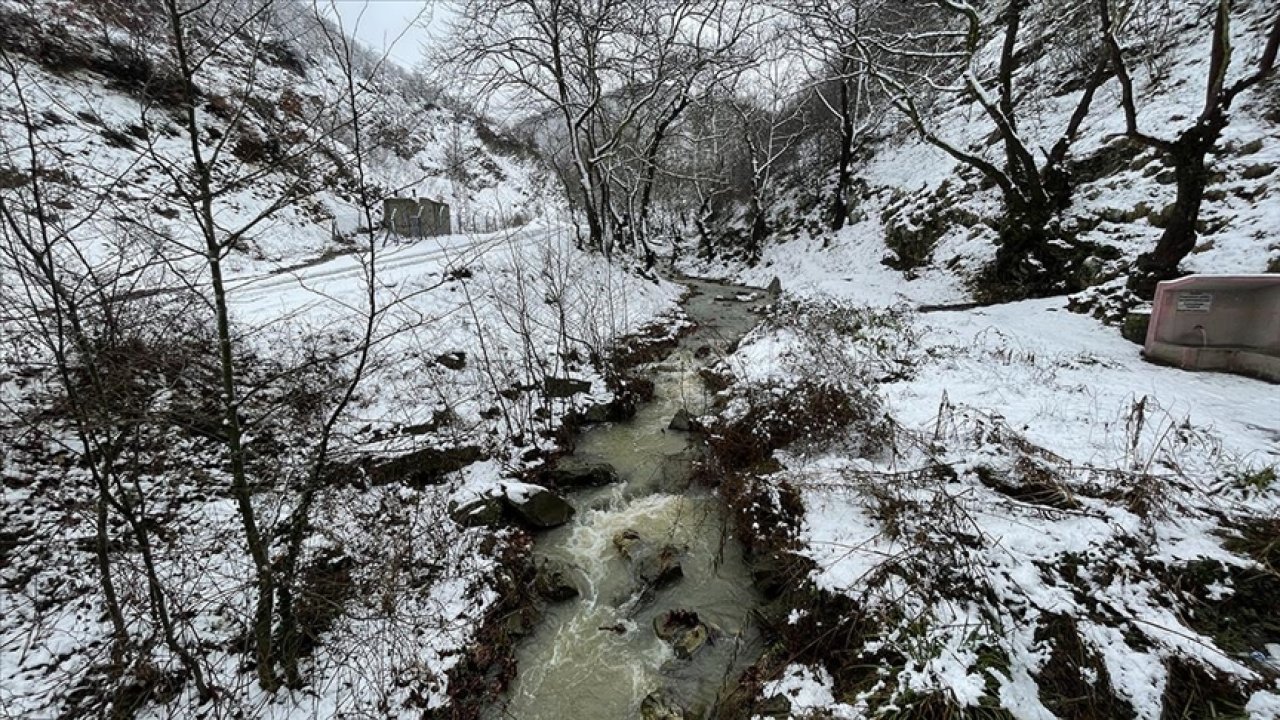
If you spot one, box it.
[495,277,771,720]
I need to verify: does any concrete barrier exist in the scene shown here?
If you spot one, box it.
[1143,274,1280,382]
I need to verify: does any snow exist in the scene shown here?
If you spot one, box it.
[755,664,864,720]
[712,247,1277,717]
[1,221,682,718]
[1248,690,1280,720]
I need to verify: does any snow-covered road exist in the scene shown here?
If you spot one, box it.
[225,231,521,311]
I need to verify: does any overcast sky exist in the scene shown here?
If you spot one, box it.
[330,1,449,69]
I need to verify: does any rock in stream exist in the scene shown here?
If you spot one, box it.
[543,460,619,489]
[654,609,719,660]
[613,529,685,590]
[505,486,575,529]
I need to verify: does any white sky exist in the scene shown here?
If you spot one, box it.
[330,1,449,69]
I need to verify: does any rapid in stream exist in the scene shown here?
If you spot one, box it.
[495,278,771,720]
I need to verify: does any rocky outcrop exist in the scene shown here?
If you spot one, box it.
[448,494,505,528]
[435,351,466,370]
[370,445,483,486]
[544,376,592,398]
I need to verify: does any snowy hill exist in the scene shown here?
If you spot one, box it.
[0,0,545,274]
[690,0,1278,304]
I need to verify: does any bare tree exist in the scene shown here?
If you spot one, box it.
[788,0,885,232]
[0,38,222,702]
[864,0,1114,298]
[144,0,434,690]
[725,71,806,263]
[446,0,762,258]
[1099,0,1280,296]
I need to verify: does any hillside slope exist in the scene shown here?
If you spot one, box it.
[0,0,544,274]
[677,4,1280,717]
[691,1,1278,303]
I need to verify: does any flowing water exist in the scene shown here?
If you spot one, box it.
[495,278,770,720]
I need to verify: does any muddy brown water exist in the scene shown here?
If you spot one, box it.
[493,278,771,720]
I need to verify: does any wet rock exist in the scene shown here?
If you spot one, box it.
[435,351,466,370]
[447,494,505,528]
[654,609,717,659]
[754,694,792,718]
[613,530,684,589]
[674,622,709,658]
[582,403,612,423]
[544,376,592,398]
[370,445,483,486]
[504,486,575,529]
[640,690,685,720]
[667,409,699,432]
[635,546,684,589]
[613,528,644,556]
[544,460,619,489]
[534,559,580,602]
[766,276,781,298]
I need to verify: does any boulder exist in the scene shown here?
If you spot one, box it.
[613,529,684,589]
[613,528,644,557]
[447,494,505,528]
[544,376,592,398]
[582,403,612,423]
[545,460,619,489]
[370,445,483,487]
[534,559,580,602]
[504,486,575,529]
[766,276,782,297]
[435,351,467,370]
[634,546,685,589]
[667,409,698,432]
[653,609,718,660]
[640,690,685,720]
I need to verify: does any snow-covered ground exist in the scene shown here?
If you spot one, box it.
[711,259,1279,718]
[224,223,681,450]
[0,0,545,279]
[690,12,1280,711]
[0,224,683,718]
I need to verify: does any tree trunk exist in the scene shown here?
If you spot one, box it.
[695,197,715,260]
[748,194,767,264]
[992,194,1057,298]
[830,79,855,233]
[1128,117,1224,298]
